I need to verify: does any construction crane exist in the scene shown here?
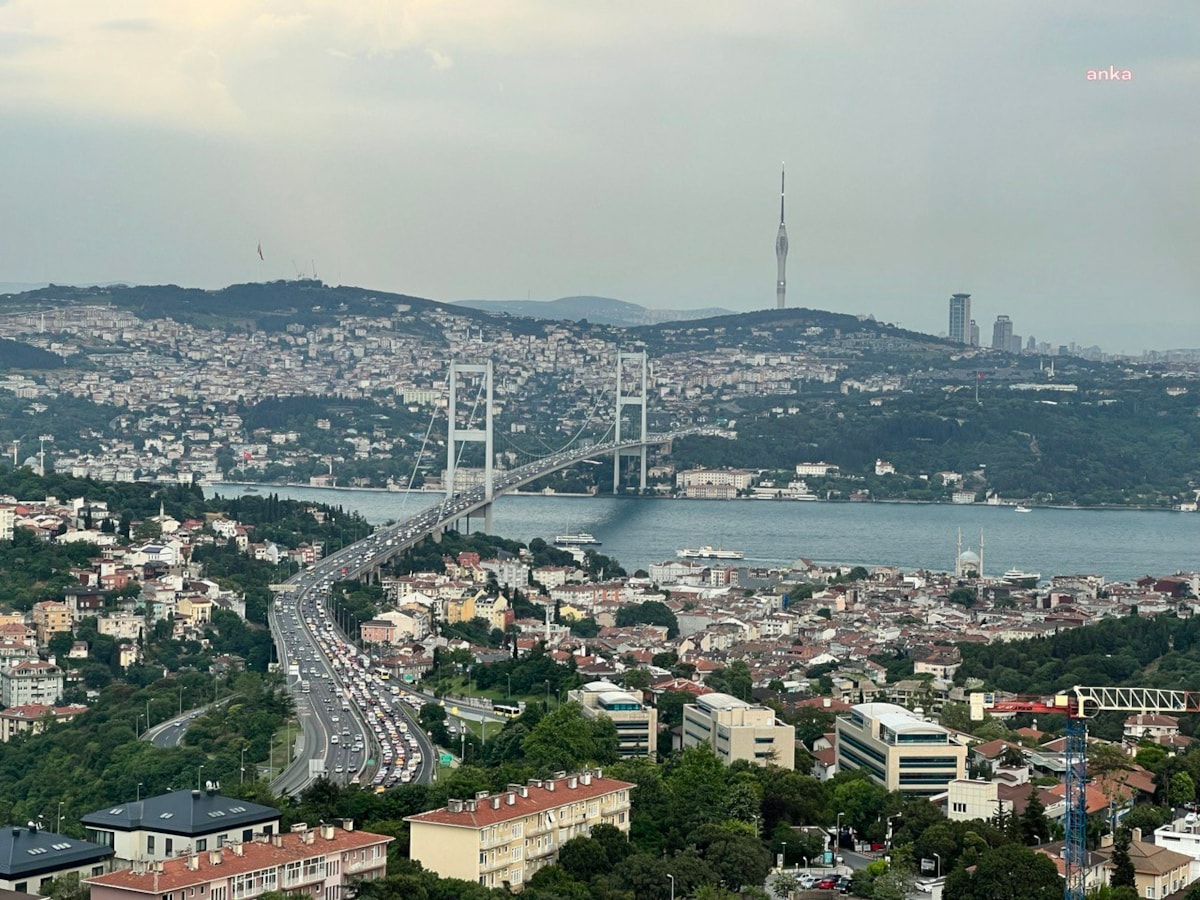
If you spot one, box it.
[971,687,1200,900]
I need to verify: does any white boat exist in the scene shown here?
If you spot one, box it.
[677,546,745,560]
[1015,505,1032,513]
[554,532,600,546]
[1003,569,1041,588]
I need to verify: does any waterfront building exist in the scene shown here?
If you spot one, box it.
[680,693,795,768]
[566,681,657,758]
[405,771,633,890]
[834,702,966,795]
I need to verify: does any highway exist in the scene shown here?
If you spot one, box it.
[269,429,702,793]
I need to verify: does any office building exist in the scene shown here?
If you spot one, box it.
[969,319,980,346]
[567,681,657,758]
[948,294,971,344]
[992,315,1013,351]
[680,693,795,768]
[0,824,114,894]
[82,789,281,864]
[405,771,633,891]
[86,821,389,900]
[834,702,966,796]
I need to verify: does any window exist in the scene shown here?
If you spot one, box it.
[15,884,27,893]
[952,802,967,813]
[92,867,104,877]
[166,839,174,856]
[148,836,156,854]
[243,829,253,842]
[197,839,207,851]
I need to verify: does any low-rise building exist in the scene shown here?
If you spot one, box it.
[567,682,657,758]
[680,693,795,769]
[0,825,114,894]
[834,702,966,796]
[0,703,87,742]
[405,771,633,891]
[86,821,389,900]
[82,789,281,864]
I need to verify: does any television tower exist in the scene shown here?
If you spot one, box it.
[775,164,788,309]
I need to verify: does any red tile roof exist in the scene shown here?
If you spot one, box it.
[86,828,390,893]
[406,775,634,829]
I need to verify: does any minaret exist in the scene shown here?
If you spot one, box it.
[775,163,788,309]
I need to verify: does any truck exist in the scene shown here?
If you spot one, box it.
[301,680,311,693]
[288,663,300,678]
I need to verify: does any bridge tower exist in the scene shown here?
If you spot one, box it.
[446,361,495,531]
[613,351,649,494]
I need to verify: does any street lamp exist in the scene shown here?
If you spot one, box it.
[545,679,550,707]
[781,840,787,870]
[666,873,674,900]
[834,812,844,853]
[933,852,942,878]
[197,764,205,791]
[886,813,902,848]
[57,801,64,833]
[137,782,143,803]
[240,747,248,785]
[136,713,145,737]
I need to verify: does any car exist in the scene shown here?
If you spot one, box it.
[814,877,838,890]
[914,877,946,893]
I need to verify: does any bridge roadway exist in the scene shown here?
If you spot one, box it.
[272,430,697,793]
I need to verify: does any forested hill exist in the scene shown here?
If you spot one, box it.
[955,613,1200,735]
[0,337,63,369]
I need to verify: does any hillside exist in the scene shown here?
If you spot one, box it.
[455,295,734,326]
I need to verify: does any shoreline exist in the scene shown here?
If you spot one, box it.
[205,482,1189,514]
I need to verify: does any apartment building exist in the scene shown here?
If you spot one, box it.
[405,771,634,891]
[0,506,14,541]
[680,693,795,769]
[82,789,282,864]
[31,600,71,644]
[0,824,114,893]
[0,659,64,707]
[0,702,87,742]
[834,702,966,796]
[567,681,657,758]
[86,821,390,900]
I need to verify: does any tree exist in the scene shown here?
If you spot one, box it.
[614,600,679,638]
[1170,771,1196,807]
[942,843,1062,900]
[521,702,618,775]
[1020,788,1051,846]
[949,587,976,607]
[1110,828,1136,889]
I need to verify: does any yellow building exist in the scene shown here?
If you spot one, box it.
[680,693,795,769]
[177,596,213,626]
[567,682,657,759]
[405,771,633,891]
[31,601,71,644]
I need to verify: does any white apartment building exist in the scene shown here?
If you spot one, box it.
[0,659,64,707]
[0,506,13,541]
[794,462,839,477]
[681,693,795,769]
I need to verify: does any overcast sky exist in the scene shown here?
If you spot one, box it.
[0,1,1196,352]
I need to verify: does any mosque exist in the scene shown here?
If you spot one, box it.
[955,529,983,578]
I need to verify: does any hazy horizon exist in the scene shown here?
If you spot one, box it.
[0,1,1196,354]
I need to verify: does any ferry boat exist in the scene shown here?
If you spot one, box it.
[554,533,601,546]
[1014,505,1032,513]
[1003,569,1041,588]
[677,546,745,560]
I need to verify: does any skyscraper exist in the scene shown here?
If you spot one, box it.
[775,164,788,309]
[992,315,1013,351]
[948,294,971,344]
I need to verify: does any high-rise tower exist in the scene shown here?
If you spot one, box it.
[948,293,971,344]
[775,164,788,309]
